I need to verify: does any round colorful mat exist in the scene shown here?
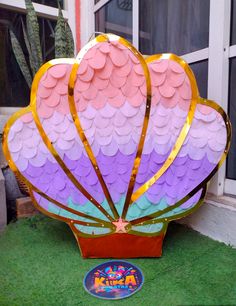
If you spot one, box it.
[83,260,144,300]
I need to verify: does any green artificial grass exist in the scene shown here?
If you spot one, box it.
[0,216,236,306]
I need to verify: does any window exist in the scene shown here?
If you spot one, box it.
[91,0,235,197]
[32,0,64,9]
[0,0,75,110]
[225,0,236,192]
[227,57,236,180]
[95,0,209,98]
[189,60,208,98]
[0,8,56,107]
[95,0,132,41]
[138,0,210,98]
[139,0,209,56]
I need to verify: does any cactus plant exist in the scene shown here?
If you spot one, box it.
[9,0,74,88]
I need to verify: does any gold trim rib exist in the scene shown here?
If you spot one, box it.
[119,36,152,219]
[30,191,115,238]
[129,54,199,208]
[68,34,120,220]
[29,58,115,222]
[2,108,114,229]
[129,98,231,227]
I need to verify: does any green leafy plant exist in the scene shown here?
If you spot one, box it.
[9,0,75,88]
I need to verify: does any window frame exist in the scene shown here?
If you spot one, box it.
[0,0,76,114]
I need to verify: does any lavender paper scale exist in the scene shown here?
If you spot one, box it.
[7,116,218,236]
[22,149,214,206]
[9,109,216,220]
[40,102,225,163]
[8,106,222,208]
[6,39,227,235]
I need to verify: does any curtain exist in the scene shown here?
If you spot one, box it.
[139,0,210,55]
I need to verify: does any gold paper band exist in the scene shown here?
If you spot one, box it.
[127,223,168,237]
[29,59,115,222]
[68,34,119,220]
[30,190,109,228]
[130,54,199,205]
[2,107,114,230]
[131,187,207,227]
[118,37,152,220]
[130,98,231,227]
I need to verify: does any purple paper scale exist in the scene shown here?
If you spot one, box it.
[21,147,216,212]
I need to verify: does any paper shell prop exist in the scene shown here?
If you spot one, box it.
[3,34,231,258]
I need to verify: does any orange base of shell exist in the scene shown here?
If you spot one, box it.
[75,233,165,258]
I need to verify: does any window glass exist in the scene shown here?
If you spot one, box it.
[189,60,208,98]
[33,0,64,9]
[139,0,210,56]
[0,8,56,107]
[95,0,132,42]
[230,0,236,45]
[227,57,236,179]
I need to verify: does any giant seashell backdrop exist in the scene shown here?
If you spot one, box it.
[3,34,231,258]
